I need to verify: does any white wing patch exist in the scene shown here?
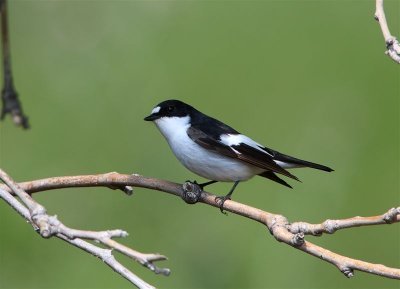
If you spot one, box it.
[274,160,301,169]
[231,147,241,154]
[151,106,161,114]
[219,134,273,156]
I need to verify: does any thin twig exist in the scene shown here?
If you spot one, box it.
[0,0,29,128]
[375,0,400,63]
[288,207,400,236]
[0,169,169,289]
[1,172,398,280]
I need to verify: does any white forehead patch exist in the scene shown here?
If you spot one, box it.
[151,106,161,114]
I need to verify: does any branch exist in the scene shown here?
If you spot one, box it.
[1,172,399,280]
[375,0,400,63]
[0,0,29,128]
[288,207,400,235]
[0,169,169,289]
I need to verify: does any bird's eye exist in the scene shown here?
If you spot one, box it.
[167,106,174,112]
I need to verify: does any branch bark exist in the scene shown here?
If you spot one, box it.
[1,171,399,281]
[0,169,169,289]
[375,0,400,63]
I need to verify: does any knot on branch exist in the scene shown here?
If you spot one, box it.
[383,207,400,224]
[292,232,305,247]
[322,219,339,234]
[99,248,115,262]
[268,214,289,234]
[181,182,202,204]
[268,216,305,246]
[289,220,338,236]
[385,37,397,49]
[143,260,171,276]
[32,214,55,238]
[122,186,134,195]
[385,38,400,62]
[340,266,355,278]
[103,172,134,195]
[134,253,170,276]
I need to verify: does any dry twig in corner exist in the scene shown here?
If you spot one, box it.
[0,0,29,128]
[1,170,399,288]
[375,0,400,63]
[0,169,169,289]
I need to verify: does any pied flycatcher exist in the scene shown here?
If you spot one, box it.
[144,100,333,211]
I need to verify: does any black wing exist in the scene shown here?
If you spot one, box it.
[187,126,299,181]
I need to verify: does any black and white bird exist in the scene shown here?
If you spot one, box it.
[144,100,333,211]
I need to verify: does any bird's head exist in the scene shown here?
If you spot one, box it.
[144,100,194,122]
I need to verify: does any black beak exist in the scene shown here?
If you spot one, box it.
[144,114,159,121]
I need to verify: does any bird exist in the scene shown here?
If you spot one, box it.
[144,99,333,211]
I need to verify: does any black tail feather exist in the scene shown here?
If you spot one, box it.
[274,152,334,172]
[258,171,293,188]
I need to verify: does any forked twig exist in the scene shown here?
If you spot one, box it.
[0,169,169,289]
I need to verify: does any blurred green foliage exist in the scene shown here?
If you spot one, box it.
[0,1,399,288]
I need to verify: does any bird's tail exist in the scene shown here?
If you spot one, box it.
[258,171,293,188]
[275,152,334,172]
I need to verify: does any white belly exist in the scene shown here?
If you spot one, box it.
[169,136,264,181]
[154,116,264,181]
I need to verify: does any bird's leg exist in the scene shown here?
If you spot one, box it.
[215,181,240,213]
[198,180,218,190]
[185,180,218,190]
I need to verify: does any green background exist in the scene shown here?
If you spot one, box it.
[0,0,399,288]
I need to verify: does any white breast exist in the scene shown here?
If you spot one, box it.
[154,116,264,182]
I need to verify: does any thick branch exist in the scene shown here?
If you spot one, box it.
[1,172,398,280]
[0,170,169,289]
[375,0,400,63]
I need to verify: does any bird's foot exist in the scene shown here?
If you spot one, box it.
[191,180,202,189]
[215,195,231,214]
[184,180,213,191]
[182,181,202,204]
